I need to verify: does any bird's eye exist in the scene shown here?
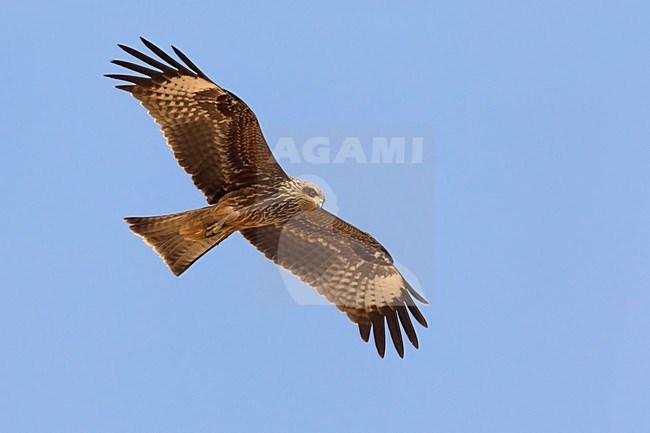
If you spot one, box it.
[303,187,318,198]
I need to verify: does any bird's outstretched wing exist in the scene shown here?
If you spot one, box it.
[107,38,287,204]
[240,209,428,358]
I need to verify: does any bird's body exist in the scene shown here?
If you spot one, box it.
[126,177,324,275]
[108,38,427,357]
[194,178,325,235]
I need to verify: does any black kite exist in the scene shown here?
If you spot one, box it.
[107,38,427,357]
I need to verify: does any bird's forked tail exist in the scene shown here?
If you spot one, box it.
[124,207,234,276]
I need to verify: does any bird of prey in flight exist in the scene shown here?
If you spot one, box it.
[107,38,427,358]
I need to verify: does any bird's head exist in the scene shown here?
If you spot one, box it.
[293,179,325,210]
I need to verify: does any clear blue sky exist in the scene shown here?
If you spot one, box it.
[1,1,648,432]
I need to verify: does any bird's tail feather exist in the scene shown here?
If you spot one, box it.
[124,207,234,276]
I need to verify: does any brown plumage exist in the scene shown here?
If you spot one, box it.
[108,38,427,358]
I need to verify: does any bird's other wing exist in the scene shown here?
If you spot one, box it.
[106,38,288,204]
[240,208,428,358]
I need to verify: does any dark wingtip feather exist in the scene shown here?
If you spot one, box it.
[139,36,156,47]
[111,59,161,77]
[115,85,135,92]
[371,314,386,358]
[397,306,419,349]
[118,43,175,74]
[404,280,428,304]
[407,303,428,328]
[104,74,135,92]
[358,322,371,343]
[385,310,405,358]
[172,45,211,81]
[104,74,149,86]
[139,37,195,76]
